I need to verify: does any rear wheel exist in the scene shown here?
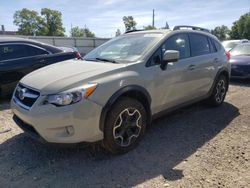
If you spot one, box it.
[207,75,228,106]
[102,97,147,154]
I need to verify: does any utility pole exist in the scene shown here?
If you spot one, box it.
[152,9,155,27]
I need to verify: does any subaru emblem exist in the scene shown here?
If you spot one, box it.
[19,88,27,100]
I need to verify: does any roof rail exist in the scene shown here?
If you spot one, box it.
[173,25,210,33]
[125,29,145,34]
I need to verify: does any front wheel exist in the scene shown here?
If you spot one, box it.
[102,97,147,154]
[207,75,228,106]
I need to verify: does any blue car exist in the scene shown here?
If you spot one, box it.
[230,43,250,79]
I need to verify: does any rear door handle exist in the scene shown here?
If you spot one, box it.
[187,64,196,70]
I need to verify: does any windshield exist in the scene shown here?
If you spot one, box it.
[84,33,163,63]
[230,44,250,56]
[222,41,239,49]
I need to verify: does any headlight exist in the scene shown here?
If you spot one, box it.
[45,83,97,106]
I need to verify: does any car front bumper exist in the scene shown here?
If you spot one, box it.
[11,96,104,144]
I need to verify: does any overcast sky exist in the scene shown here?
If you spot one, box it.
[0,0,249,38]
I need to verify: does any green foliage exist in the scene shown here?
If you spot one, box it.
[143,25,156,30]
[123,16,137,32]
[70,26,84,37]
[40,8,65,36]
[115,29,121,36]
[13,8,65,36]
[211,25,229,41]
[230,12,250,39]
[13,8,43,36]
[83,27,95,37]
[70,26,95,37]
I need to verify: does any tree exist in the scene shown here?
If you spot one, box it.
[230,12,250,40]
[70,26,95,37]
[70,26,84,37]
[13,8,65,36]
[123,16,137,32]
[82,27,95,37]
[143,25,156,30]
[115,29,121,36]
[211,25,230,41]
[40,8,65,36]
[13,8,43,35]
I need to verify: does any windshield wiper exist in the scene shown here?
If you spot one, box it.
[95,57,118,63]
[83,58,97,62]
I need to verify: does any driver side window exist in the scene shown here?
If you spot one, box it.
[162,34,190,59]
[147,33,190,67]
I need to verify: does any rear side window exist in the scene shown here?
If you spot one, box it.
[189,34,210,56]
[0,44,49,61]
[163,34,190,59]
[208,38,217,53]
[213,40,222,51]
[26,45,49,56]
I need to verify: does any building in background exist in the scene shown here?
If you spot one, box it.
[0,25,17,35]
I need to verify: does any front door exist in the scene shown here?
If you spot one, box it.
[145,33,193,114]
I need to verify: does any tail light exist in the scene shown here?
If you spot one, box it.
[75,52,81,59]
[225,51,230,60]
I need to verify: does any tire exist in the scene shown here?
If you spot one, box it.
[102,97,147,154]
[207,75,228,106]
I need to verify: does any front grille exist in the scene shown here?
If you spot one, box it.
[14,84,40,110]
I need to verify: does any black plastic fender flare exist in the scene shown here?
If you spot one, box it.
[99,85,152,132]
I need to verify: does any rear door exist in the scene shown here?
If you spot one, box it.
[186,33,217,98]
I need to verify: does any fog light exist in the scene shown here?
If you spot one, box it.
[65,126,74,135]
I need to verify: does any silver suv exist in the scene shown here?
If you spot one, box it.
[11,26,231,154]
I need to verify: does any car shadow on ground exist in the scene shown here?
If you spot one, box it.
[0,102,239,187]
[230,79,250,87]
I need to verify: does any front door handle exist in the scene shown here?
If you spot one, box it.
[187,64,196,70]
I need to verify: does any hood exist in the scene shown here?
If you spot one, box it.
[20,60,125,94]
[230,55,250,65]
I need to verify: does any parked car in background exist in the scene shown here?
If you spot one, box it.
[0,37,80,97]
[11,26,230,154]
[222,39,249,52]
[230,43,250,79]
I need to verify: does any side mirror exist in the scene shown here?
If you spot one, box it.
[161,50,180,70]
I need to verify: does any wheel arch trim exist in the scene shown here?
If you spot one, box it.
[99,85,152,132]
[208,67,230,96]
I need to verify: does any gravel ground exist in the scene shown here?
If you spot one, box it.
[0,81,249,188]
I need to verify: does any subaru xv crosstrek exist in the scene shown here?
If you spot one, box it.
[11,26,231,154]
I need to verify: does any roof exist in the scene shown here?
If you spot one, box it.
[125,29,171,35]
[124,28,218,41]
[0,37,62,54]
[222,39,249,43]
[0,37,38,43]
